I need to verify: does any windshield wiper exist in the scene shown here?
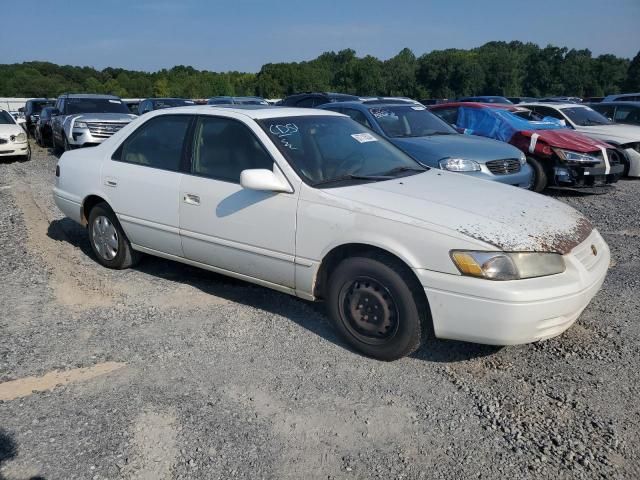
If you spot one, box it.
[378,166,426,176]
[312,173,393,187]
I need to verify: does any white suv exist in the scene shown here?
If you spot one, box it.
[54,105,609,360]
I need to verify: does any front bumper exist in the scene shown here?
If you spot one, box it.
[68,129,108,147]
[459,162,533,188]
[416,229,610,345]
[552,162,624,188]
[0,142,29,157]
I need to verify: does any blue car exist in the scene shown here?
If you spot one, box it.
[318,101,533,188]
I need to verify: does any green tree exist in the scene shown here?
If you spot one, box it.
[625,50,640,92]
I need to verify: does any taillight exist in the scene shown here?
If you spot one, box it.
[55,165,60,177]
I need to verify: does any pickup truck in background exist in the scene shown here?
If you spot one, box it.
[51,93,137,152]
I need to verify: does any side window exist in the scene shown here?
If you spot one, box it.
[432,107,458,126]
[342,108,372,129]
[593,105,615,119]
[191,116,273,183]
[115,115,191,171]
[295,97,317,108]
[613,106,636,123]
[534,106,564,120]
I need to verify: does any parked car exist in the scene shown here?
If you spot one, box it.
[458,96,512,104]
[589,102,640,127]
[430,102,624,191]
[138,98,195,114]
[124,100,140,115]
[207,96,269,106]
[51,94,138,152]
[319,101,532,188]
[0,109,30,161]
[520,102,640,177]
[279,92,360,108]
[602,93,640,103]
[537,96,583,104]
[507,97,538,104]
[34,106,56,147]
[53,105,610,360]
[24,98,54,135]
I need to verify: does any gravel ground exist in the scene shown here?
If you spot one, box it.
[0,142,639,480]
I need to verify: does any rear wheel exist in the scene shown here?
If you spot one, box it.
[326,254,429,361]
[527,156,548,193]
[88,203,140,269]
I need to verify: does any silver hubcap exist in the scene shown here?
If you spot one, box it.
[92,216,118,261]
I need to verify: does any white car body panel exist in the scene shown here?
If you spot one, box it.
[521,103,640,176]
[0,110,29,157]
[53,105,610,346]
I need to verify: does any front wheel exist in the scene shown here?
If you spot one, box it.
[88,203,140,269]
[527,156,548,193]
[326,255,429,361]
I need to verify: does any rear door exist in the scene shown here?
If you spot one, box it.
[101,114,193,257]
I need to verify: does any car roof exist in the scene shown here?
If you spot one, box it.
[61,93,121,99]
[147,104,344,120]
[592,101,640,107]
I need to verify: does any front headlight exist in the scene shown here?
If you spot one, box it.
[15,132,27,143]
[439,158,481,172]
[451,250,565,281]
[73,121,88,129]
[519,151,527,165]
[553,148,599,164]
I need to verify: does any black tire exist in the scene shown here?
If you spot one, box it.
[87,202,141,269]
[326,254,429,361]
[527,156,548,193]
[52,133,62,154]
[19,145,31,162]
[63,135,72,152]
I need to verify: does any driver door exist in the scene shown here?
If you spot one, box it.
[179,115,298,288]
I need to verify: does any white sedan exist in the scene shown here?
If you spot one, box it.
[54,106,610,360]
[0,109,30,161]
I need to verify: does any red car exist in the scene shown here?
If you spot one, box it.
[429,102,624,192]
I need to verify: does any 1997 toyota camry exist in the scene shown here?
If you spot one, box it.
[53,105,610,360]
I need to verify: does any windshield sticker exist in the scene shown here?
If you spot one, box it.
[411,106,426,111]
[108,100,122,104]
[269,123,299,150]
[351,133,378,143]
[370,109,393,119]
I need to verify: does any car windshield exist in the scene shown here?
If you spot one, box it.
[561,107,611,126]
[66,98,130,115]
[30,101,52,113]
[370,106,457,138]
[152,99,194,109]
[258,115,426,187]
[0,111,16,124]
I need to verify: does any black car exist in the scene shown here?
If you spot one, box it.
[24,98,54,135]
[279,92,359,108]
[589,102,640,126]
[34,106,56,147]
[138,98,195,115]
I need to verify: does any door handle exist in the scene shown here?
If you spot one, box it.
[183,193,200,205]
[104,177,118,187]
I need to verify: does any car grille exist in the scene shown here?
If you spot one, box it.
[485,158,521,175]
[87,122,128,138]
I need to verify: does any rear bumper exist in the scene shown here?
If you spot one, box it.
[416,230,610,345]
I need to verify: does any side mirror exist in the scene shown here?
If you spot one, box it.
[240,168,292,193]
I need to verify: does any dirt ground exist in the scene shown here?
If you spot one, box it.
[0,143,639,479]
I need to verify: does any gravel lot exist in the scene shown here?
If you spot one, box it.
[0,142,639,480]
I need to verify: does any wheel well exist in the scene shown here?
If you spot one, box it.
[81,195,107,225]
[314,243,424,301]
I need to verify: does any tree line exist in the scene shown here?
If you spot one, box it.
[1,41,639,100]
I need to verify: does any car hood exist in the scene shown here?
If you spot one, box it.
[0,124,25,138]
[390,134,521,166]
[530,128,611,152]
[70,113,137,123]
[575,124,640,144]
[325,170,592,254]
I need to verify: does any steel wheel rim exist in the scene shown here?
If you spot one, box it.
[338,276,400,345]
[92,215,119,261]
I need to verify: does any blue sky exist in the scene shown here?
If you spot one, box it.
[1,0,638,72]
